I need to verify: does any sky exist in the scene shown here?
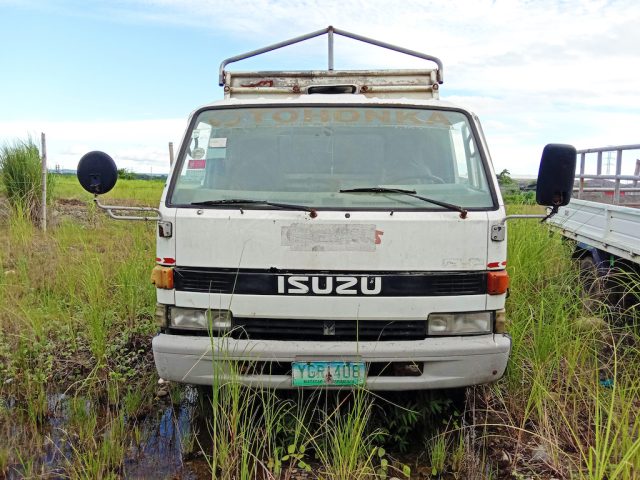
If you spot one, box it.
[0,0,639,175]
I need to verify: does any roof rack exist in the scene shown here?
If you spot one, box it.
[218,26,444,87]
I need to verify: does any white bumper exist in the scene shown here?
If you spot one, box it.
[152,333,511,391]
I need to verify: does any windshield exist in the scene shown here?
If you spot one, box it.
[169,106,495,210]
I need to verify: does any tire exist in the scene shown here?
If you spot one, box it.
[579,255,606,313]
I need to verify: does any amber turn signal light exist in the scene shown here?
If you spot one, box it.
[151,266,174,289]
[487,270,509,295]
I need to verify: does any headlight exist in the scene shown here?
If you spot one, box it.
[428,311,492,335]
[169,307,232,331]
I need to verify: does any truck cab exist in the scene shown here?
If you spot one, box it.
[77,27,576,390]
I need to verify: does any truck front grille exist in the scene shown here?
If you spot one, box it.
[231,318,426,341]
[173,268,487,296]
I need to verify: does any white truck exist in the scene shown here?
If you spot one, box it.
[547,144,640,310]
[76,27,576,390]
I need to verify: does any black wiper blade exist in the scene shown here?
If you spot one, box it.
[339,187,468,218]
[190,198,314,213]
[339,187,417,194]
[192,198,264,206]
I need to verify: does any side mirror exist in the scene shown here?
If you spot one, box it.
[77,151,118,195]
[536,144,576,207]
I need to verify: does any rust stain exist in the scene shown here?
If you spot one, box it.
[240,79,274,87]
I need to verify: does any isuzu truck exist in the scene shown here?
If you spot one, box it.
[77,27,576,390]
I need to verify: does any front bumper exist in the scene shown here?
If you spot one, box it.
[152,332,511,390]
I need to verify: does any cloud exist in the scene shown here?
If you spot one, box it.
[0,118,186,172]
[2,0,639,175]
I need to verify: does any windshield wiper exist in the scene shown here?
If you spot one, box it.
[191,198,316,214]
[339,187,468,218]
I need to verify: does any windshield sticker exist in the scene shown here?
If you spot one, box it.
[208,148,226,159]
[209,137,227,148]
[184,168,205,181]
[205,108,459,129]
[187,159,206,169]
[192,147,205,159]
[281,224,380,252]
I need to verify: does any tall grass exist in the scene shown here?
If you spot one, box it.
[473,205,640,479]
[1,178,638,478]
[0,137,55,221]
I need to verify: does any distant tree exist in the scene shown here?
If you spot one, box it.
[117,168,135,180]
[497,169,515,186]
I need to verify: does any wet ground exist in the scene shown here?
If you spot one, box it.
[2,387,209,479]
[1,386,465,479]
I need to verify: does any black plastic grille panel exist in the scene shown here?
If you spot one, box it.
[232,318,427,341]
[173,268,487,296]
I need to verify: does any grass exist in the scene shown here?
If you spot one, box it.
[0,179,638,478]
[53,174,164,205]
[0,137,55,222]
[473,205,640,478]
[0,178,159,476]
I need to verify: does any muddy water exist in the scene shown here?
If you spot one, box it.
[2,387,467,479]
[3,387,212,479]
[123,388,203,479]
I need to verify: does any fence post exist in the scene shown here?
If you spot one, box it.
[40,132,47,232]
[614,149,622,204]
[169,142,175,167]
[578,152,586,199]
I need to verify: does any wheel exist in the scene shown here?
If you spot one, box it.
[579,255,606,313]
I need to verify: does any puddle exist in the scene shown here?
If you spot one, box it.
[2,387,209,479]
[1,386,467,479]
[123,388,198,478]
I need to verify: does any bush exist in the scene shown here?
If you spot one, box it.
[0,137,54,222]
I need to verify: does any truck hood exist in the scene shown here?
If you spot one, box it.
[172,209,491,271]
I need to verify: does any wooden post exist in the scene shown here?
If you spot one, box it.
[169,142,175,167]
[40,132,47,232]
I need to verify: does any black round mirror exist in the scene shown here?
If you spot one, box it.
[77,151,118,195]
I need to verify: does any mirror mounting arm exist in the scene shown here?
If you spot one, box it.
[491,206,559,242]
[94,196,162,221]
[499,205,559,226]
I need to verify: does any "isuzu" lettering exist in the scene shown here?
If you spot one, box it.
[277,275,382,295]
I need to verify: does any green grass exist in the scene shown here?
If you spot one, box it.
[0,137,56,221]
[487,205,640,479]
[0,180,638,478]
[0,181,159,476]
[53,174,164,205]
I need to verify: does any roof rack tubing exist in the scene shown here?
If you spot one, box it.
[218,26,443,86]
[328,27,334,70]
[330,27,443,83]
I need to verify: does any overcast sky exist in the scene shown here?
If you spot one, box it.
[1,0,639,175]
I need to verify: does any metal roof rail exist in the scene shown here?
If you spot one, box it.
[218,26,444,87]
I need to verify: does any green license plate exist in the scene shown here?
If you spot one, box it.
[292,361,366,387]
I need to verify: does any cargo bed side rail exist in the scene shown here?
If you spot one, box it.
[575,144,640,204]
[548,198,640,264]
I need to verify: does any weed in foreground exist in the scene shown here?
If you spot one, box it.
[0,137,55,222]
[463,205,640,479]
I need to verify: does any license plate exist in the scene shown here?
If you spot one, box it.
[292,361,366,387]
